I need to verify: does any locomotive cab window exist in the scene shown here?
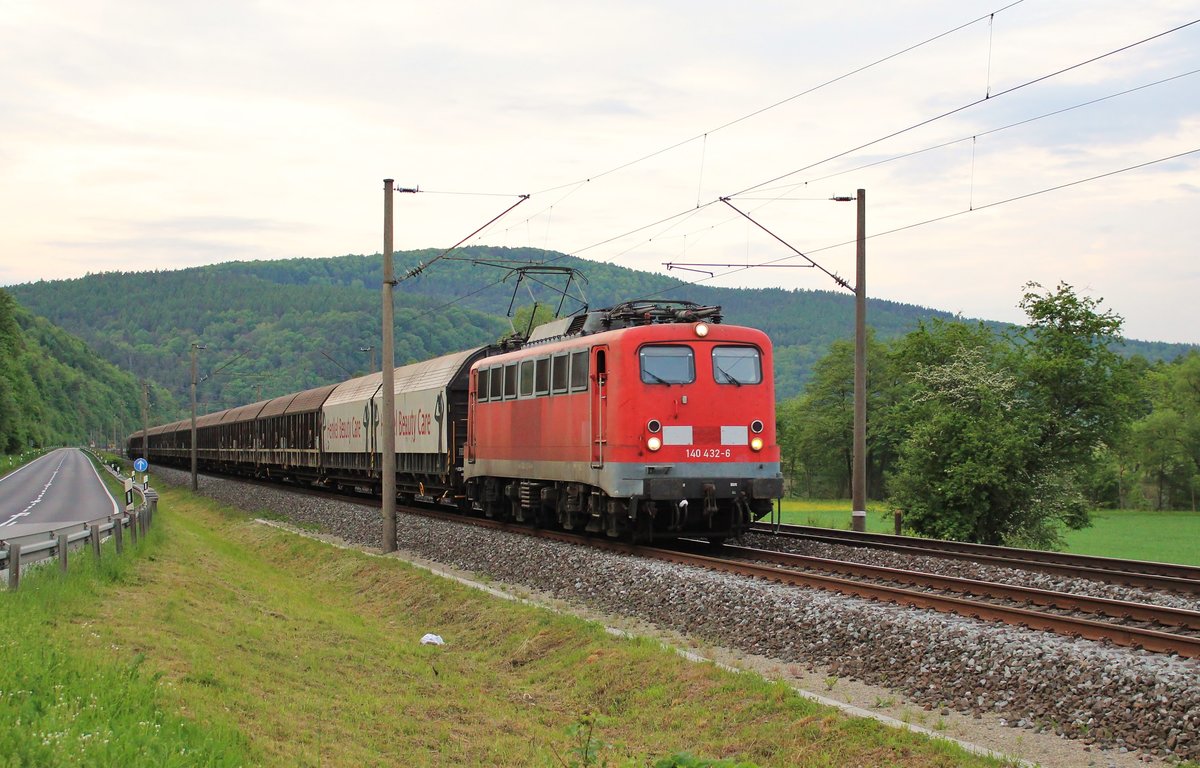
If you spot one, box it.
[503,363,518,400]
[519,359,535,398]
[569,350,589,392]
[534,357,550,396]
[712,346,762,385]
[640,345,695,385]
[489,366,503,403]
[551,353,569,394]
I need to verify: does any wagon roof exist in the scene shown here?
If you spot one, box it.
[258,392,299,418]
[196,409,227,428]
[285,383,340,414]
[323,372,381,408]
[221,399,270,423]
[394,347,485,391]
[324,347,485,407]
[145,420,182,436]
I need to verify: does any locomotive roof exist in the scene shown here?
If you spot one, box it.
[477,318,764,368]
[525,299,722,345]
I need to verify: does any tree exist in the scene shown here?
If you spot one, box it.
[887,327,1061,545]
[887,284,1132,548]
[776,332,893,498]
[0,290,27,451]
[1013,281,1135,468]
[511,303,557,340]
[1125,352,1200,509]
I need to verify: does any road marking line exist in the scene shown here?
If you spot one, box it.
[0,454,67,527]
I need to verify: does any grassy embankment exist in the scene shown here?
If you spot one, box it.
[0,484,1016,767]
[777,499,1200,566]
[0,448,48,475]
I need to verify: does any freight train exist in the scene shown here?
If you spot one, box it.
[129,300,783,542]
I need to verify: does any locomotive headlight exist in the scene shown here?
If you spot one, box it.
[694,323,709,337]
[750,436,764,452]
[647,436,663,451]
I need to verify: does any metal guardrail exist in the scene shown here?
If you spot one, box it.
[0,495,157,590]
[1,457,159,590]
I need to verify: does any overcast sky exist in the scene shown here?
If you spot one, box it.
[2,1,1197,343]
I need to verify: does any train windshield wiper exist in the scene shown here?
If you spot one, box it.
[715,363,742,386]
[644,370,671,386]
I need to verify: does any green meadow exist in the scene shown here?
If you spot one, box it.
[775,499,1200,566]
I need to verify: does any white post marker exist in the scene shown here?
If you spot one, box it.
[123,477,134,512]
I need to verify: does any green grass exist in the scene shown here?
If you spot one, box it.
[0,488,1015,767]
[773,499,898,534]
[775,499,1200,566]
[0,528,249,765]
[0,448,49,477]
[1060,508,1200,565]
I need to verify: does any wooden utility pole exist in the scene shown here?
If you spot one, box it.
[851,189,868,533]
[381,179,397,552]
[190,342,205,492]
[141,380,149,461]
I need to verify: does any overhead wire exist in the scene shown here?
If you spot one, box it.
[530,1,1025,197]
[486,2,1025,246]
[422,13,1199,319]
[398,194,529,282]
[747,66,1200,197]
[638,146,1200,302]
[555,19,1198,262]
[729,17,1200,198]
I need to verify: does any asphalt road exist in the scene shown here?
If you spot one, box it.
[0,448,122,536]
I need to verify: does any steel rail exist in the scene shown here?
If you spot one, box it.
[182,477,1200,658]
[396,506,1200,658]
[638,544,1200,658]
[712,542,1200,631]
[750,523,1200,594]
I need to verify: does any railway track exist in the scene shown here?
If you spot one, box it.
[694,540,1200,658]
[393,505,1200,658]
[190,474,1200,658]
[749,522,1200,594]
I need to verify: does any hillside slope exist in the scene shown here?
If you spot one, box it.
[7,247,1193,416]
[0,289,161,449]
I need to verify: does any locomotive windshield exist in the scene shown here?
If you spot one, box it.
[712,346,762,386]
[640,345,695,384]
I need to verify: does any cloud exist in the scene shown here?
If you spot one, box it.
[1,0,1198,343]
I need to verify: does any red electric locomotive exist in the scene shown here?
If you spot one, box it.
[464,300,782,542]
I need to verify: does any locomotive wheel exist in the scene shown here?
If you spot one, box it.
[631,516,653,545]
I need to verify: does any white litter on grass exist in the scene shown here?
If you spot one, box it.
[420,633,445,646]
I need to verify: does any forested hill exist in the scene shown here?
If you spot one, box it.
[7,246,1193,421]
[0,289,166,450]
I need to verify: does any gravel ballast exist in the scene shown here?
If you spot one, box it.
[158,470,1200,765]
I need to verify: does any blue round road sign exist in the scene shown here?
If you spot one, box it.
[134,458,148,473]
